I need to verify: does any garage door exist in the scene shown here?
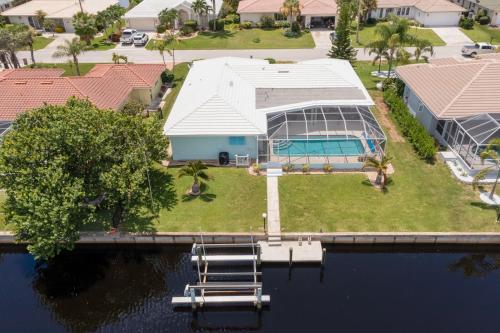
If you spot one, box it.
[125,17,157,31]
[422,12,461,27]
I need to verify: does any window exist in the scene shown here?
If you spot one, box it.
[229,136,246,145]
[405,7,410,15]
[436,120,446,135]
[274,13,286,21]
[397,8,402,16]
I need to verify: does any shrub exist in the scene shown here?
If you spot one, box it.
[475,9,488,21]
[183,20,198,30]
[156,24,166,33]
[252,37,261,43]
[459,17,474,30]
[54,26,65,33]
[208,19,225,31]
[291,21,301,33]
[301,164,310,174]
[382,78,405,96]
[252,163,261,174]
[161,69,174,83]
[478,16,491,25]
[265,57,276,64]
[224,14,240,24]
[180,25,194,36]
[260,15,275,28]
[383,88,437,161]
[304,28,310,33]
[366,17,377,25]
[240,21,252,29]
[283,29,299,38]
[323,164,333,173]
[282,163,294,173]
[274,20,290,28]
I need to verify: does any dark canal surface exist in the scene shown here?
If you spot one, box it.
[1,244,500,333]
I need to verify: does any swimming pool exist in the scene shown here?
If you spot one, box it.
[272,137,368,156]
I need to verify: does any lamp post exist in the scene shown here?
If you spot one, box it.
[262,213,267,233]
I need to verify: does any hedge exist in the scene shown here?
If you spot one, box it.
[383,88,437,161]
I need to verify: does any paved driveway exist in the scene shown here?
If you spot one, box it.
[310,29,333,49]
[432,27,472,46]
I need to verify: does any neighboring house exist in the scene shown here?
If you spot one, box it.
[396,55,500,177]
[124,0,223,31]
[0,64,165,123]
[1,0,119,32]
[0,0,14,13]
[164,57,386,169]
[450,0,500,25]
[237,0,338,28]
[370,0,466,26]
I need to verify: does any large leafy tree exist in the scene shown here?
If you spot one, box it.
[52,37,87,75]
[328,0,357,63]
[0,99,169,260]
[0,24,28,68]
[72,12,98,45]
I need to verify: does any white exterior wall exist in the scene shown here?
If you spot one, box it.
[170,136,258,161]
[62,18,74,32]
[6,16,30,26]
[415,10,462,26]
[240,13,267,23]
[126,17,159,31]
[492,11,500,25]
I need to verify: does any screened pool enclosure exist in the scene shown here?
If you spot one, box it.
[440,113,500,170]
[257,106,386,167]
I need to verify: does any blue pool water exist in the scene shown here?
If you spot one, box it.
[273,137,367,156]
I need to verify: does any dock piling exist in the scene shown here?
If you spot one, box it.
[289,247,293,267]
[321,248,326,266]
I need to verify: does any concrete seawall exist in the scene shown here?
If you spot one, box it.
[2,231,500,245]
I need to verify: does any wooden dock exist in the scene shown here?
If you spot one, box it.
[172,295,270,306]
[190,254,258,264]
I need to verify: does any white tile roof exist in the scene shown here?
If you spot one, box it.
[164,57,373,136]
[124,0,222,18]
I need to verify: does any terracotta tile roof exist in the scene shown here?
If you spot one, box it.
[376,0,464,12]
[0,64,164,121]
[396,58,500,119]
[0,68,64,78]
[238,0,337,15]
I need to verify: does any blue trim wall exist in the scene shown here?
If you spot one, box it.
[170,136,258,161]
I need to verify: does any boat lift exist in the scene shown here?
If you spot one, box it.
[172,235,270,310]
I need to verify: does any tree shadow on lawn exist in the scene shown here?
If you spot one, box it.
[200,30,236,40]
[470,201,500,221]
[181,183,216,203]
[361,177,394,194]
[122,169,178,233]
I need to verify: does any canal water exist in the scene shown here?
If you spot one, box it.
[1,244,500,333]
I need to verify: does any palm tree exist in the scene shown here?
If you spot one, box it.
[155,39,171,69]
[112,52,127,64]
[473,139,500,201]
[280,0,302,23]
[52,37,86,76]
[23,27,37,65]
[191,0,209,27]
[163,32,179,70]
[365,39,388,73]
[355,0,378,43]
[413,39,434,62]
[35,9,47,29]
[178,160,212,195]
[364,155,393,188]
[210,0,217,30]
[159,8,179,33]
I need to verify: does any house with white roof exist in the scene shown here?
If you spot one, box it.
[396,54,500,177]
[124,0,222,31]
[164,57,386,169]
[1,0,119,32]
[450,0,500,25]
[370,0,466,26]
[0,0,14,13]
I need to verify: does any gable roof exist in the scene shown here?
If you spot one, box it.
[0,64,164,121]
[396,57,500,119]
[124,0,223,18]
[238,0,337,15]
[164,57,373,136]
[369,0,464,12]
[1,0,118,18]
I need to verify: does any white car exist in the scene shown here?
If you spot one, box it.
[120,29,137,44]
[461,43,496,57]
[133,33,149,47]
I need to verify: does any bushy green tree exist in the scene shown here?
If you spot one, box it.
[0,24,29,68]
[328,0,357,63]
[72,12,98,45]
[0,98,169,260]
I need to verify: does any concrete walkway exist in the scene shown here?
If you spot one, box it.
[311,29,332,49]
[432,27,472,46]
[266,175,281,239]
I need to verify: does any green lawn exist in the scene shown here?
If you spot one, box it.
[460,23,500,45]
[29,63,97,76]
[146,28,315,50]
[351,24,446,47]
[17,36,55,51]
[89,35,117,51]
[127,167,266,232]
[161,63,190,119]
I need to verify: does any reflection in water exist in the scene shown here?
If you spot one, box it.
[449,254,500,277]
[32,246,183,333]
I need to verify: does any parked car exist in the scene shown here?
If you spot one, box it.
[461,43,496,57]
[133,33,149,47]
[120,29,137,44]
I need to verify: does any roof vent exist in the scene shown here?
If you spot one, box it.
[278,70,290,74]
[229,80,233,87]
[14,81,27,85]
[40,81,53,85]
